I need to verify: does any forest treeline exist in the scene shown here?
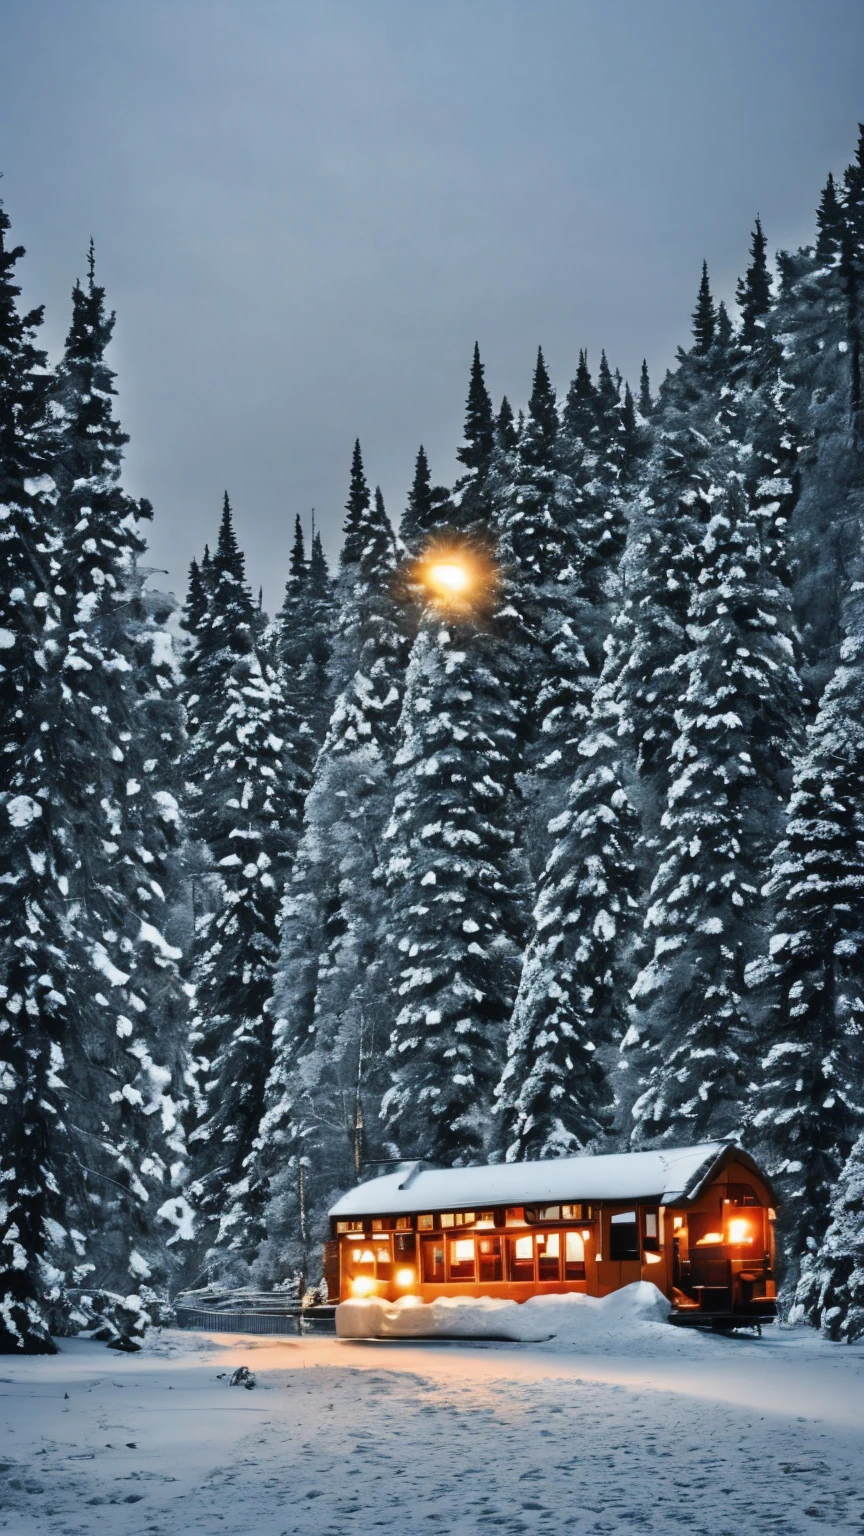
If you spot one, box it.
[3,129,864,1353]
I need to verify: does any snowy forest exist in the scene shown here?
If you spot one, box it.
[3,125,864,1358]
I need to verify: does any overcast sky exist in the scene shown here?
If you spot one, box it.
[3,0,863,608]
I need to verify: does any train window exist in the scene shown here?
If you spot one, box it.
[394,1233,416,1261]
[418,1214,434,1230]
[537,1232,561,1281]
[525,1205,560,1223]
[475,1211,496,1229]
[440,1213,455,1228]
[565,1231,586,1280]
[453,1212,476,1227]
[448,1238,476,1281]
[478,1236,503,1282]
[643,1208,660,1252]
[374,1241,392,1279]
[395,1217,412,1231]
[609,1211,639,1261]
[689,1213,724,1247]
[507,1234,535,1281]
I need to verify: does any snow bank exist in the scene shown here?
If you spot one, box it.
[336,1281,670,1343]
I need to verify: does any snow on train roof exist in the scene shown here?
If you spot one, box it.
[329,1142,734,1217]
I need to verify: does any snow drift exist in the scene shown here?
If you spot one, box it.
[336,1280,670,1343]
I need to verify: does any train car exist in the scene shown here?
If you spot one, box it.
[326,1141,778,1327]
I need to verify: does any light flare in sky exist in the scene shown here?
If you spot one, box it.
[412,539,498,614]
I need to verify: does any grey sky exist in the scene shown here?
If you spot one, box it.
[3,0,863,609]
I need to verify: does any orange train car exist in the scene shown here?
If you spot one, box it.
[326,1141,778,1327]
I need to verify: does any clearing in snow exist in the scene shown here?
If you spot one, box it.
[1,1308,862,1535]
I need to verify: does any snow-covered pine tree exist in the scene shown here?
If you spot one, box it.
[491,348,594,877]
[842,124,864,435]
[707,217,801,612]
[496,396,518,453]
[255,450,408,1286]
[749,575,864,1301]
[273,513,334,779]
[400,445,452,554]
[627,478,802,1146]
[451,343,497,534]
[774,151,864,698]
[793,1128,864,1342]
[186,495,302,1278]
[181,557,209,638]
[497,622,641,1160]
[638,360,653,419]
[45,254,192,1326]
[0,200,69,1353]
[379,606,527,1166]
[613,264,733,821]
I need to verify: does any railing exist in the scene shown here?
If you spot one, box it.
[173,1295,336,1336]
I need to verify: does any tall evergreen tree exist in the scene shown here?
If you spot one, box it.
[492,348,594,875]
[182,556,209,638]
[186,496,302,1276]
[737,216,772,345]
[452,344,497,534]
[497,629,640,1159]
[496,395,518,452]
[774,163,863,696]
[0,200,65,1353]
[692,260,716,353]
[400,445,451,552]
[612,262,734,818]
[48,257,192,1314]
[273,513,334,781]
[627,482,801,1145]
[256,459,407,1286]
[794,1127,864,1342]
[749,577,864,1301]
[379,614,527,1165]
[638,359,653,418]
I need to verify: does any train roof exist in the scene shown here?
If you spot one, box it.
[329,1142,775,1219]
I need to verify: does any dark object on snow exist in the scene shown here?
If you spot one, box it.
[107,1337,142,1353]
[229,1365,256,1389]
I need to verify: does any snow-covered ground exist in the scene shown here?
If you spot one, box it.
[2,1305,863,1535]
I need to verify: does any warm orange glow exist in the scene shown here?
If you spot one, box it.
[395,1267,416,1290]
[350,1275,377,1297]
[581,1229,591,1241]
[452,1238,475,1262]
[411,539,498,614]
[727,1218,755,1245]
[644,1251,663,1265]
[695,1231,723,1246]
[430,560,470,594]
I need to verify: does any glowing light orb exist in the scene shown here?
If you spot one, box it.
[395,1267,416,1290]
[428,560,470,596]
[410,537,498,614]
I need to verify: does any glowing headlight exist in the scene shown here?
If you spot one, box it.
[395,1267,416,1290]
